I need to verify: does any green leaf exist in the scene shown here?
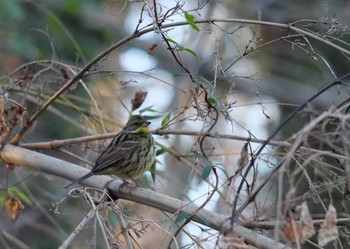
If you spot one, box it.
[138,105,156,113]
[192,151,213,180]
[166,38,178,44]
[192,151,211,166]
[150,161,157,183]
[207,97,217,105]
[201,165,212,180]
[179,47,201,63]
[175,211,190,223]
[194,76,217,95]
[0,191,6,208]
[161,112,171,127]
[166,38,200,63]
[156,147,168,156]
[8,187,32,205]
[184,12,200,32]
[142,115,163,120]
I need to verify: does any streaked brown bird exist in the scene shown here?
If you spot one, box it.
[65,115,156,189]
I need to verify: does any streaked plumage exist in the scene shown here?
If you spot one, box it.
[64,115,155,189]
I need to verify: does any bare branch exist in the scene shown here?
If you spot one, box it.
[0,144,290,249]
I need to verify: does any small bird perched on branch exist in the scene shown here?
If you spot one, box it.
[64,115,156,189]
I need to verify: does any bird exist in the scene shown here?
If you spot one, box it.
[64,115,156,189]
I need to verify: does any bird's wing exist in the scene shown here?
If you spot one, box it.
[92,139,140,173]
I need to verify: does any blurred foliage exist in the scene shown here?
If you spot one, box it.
[0,0,350,248]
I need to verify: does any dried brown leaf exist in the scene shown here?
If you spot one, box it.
[147,44,158,56]
[299,201,315,240]
[282,218,304,243]
[131,91,148,111]
[282,201,315,244]
[318,204,338,246]
[237,143,249,170]
[5,196,24,223]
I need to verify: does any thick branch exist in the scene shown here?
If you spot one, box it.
[0,144,289,249]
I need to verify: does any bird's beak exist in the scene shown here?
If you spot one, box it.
[143,121,151,127]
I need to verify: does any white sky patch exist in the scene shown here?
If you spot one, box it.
[119,47,157,71]
[187,179,221,211]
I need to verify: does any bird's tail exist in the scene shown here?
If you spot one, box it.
[64,172,94,189]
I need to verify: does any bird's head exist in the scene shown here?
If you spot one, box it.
[124,115,151,133]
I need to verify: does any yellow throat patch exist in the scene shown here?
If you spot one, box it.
[136,126,151,134]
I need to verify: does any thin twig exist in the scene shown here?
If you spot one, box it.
[58,205,103,249]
